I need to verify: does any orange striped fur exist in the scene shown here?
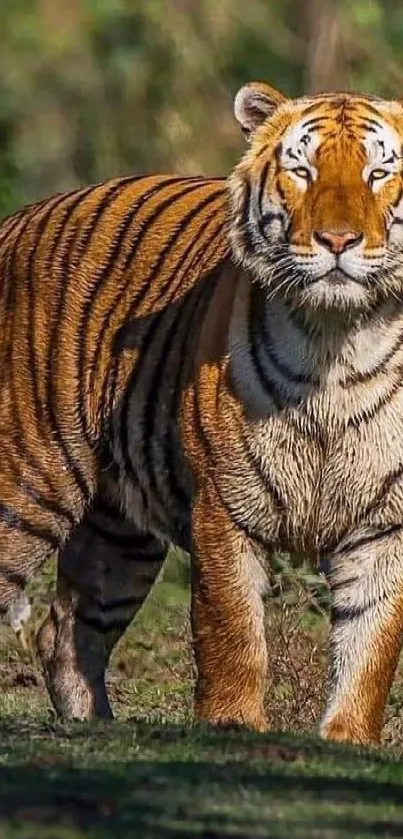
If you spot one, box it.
[2,83,403,744]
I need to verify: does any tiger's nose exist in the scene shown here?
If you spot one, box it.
[313,229,363,254]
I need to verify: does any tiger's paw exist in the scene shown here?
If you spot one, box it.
[195,705,269,733]
[37,613,113,721]
[320,712,380,747]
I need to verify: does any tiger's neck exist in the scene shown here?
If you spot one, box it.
[229,275,403,424]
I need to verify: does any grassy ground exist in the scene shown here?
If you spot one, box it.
[0,551,403,838]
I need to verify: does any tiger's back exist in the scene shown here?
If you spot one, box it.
[0,175,230,558]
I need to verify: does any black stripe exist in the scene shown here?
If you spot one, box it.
[211,476,274,555]
[89,520,160,552]
[84,179,213,440]
[1,240,17,321]
[346,371,403,429]
[361,465,403,520]
[328,576,359,593]
[330,600,382,623]
[257,160,270,221]
[158,258,225,511]
[114,189,223,490]
[117,312,169,491]
[45,185,96,274]
[76,612,138,633]
[38,187,97,508]
[144,273,218,509]
[356,121,378,134]
[4,206,77,528]
[274,145,287,204]
[249,290,284,409]
[0,210,29,249]
[392,186,403,209]
[27,192,75,437]
[240,178,255,255]
[15,475,76,528]
[0,503,60,549]
[151,190,224,305]
[46,183,130,502]
[240,429,286,513]
[59,178,141,454]
[254,144,270,160]
[260,304,316,387]
[301,116,325,128]
[95,595,147,612]
[333,524,403,558]
[0,211,33,306]
[342,332,403,388]
[0,569,27,589]
[256,164,286,243]
[141,211,225,507]
[93,180,219,423]
[142,303,197,509]
[259,211,285,227]
[360,102,385,120]
[361,116,383,129]
[85,177,193,399]
[4,210,33,377]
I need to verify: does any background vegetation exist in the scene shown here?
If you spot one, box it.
[3,0,403,217]
[2,0,403,835]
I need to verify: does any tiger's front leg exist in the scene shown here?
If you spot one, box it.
[191,483,269,732]
[321,527,403,746]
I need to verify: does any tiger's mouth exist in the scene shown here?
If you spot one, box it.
[317,268,351,284]
[312,267,368,285]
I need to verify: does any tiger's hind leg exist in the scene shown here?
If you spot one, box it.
[37,504,168,720]
[0,523,59,612]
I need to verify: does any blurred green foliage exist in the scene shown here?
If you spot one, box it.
[1,0,403,216]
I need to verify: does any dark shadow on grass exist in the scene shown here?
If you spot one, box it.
[1,761,403,837]
[0,722,403,837]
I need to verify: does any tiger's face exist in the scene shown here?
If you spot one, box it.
[229,82,403,311]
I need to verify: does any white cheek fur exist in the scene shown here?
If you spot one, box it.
[279,121,319,188]
[362,122,401,191]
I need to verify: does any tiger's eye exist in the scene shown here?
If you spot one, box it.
[292,167,310,180]
[370,169,389,181]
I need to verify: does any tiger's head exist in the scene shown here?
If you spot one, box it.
[229,82,403,312]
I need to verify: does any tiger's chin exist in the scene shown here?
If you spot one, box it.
[292,272,375,313]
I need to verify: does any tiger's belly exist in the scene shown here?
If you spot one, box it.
[115,428,193,552]
[237,407,403,555]
[116,385,403,556]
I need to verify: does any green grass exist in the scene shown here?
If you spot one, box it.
[0,551,403,837]
[1,721,403,838]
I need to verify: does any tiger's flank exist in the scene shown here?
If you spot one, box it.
[1,82,403,746]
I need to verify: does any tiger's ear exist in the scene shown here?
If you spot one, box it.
[234,82,287,140]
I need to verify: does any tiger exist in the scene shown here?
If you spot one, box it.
[1,80,403,746]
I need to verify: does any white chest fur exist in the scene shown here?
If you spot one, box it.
[230,288,403,553]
